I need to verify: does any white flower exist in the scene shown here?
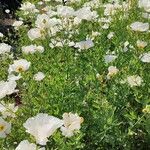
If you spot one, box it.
[28,28,43,41]
[8,59,31,74]
[20,2,38,14]
[57,6,75,17]
[127,75,143,87]
[0,102,18,118]
[139,0,150,12]
[104,54,117,63]
[0,80,18,99]
[0,43,11,54]
[107,66,119,79]
[0,32,4,38]
[75,7,98,21]
[5,9,10,14]
[7,74,22,81]
[107,32,114,39]
[15,140,36,150]
[75,39,94,50]
[130,22,149,32]
[0,117,11,138]
[12,21,23,27]
[136,40,147,49]
[60,113,83,137]
[33,72,45,81]
[22,45,44,54]
[140,52,150,63]
[23,113,63,145]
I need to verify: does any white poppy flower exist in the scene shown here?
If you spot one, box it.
[57,6,75,17]
[136,40,147,49]
[140,52,150,63]
[28,28,43,41]
[0,102,18,118]
[139,0,150,12]
[0,43,11,54]
[75,7,98,21]
[22,45,36,54]
[15,140,36,150]
[104,54,117,63]
[0,117,11,138]
[33,72,45,81]
[60,113,83,137]
[7,74,22,81]
[0,80,18,99]
[127,75,143,87]
[107,66,119,79]
[20,2,38,14]
[8,59,31,74]
[74,39,94,50]
[23,113,63,145]
[130,22,149,32]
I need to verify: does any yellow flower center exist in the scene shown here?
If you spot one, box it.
[16,66,25,72]
[0,125,5,131]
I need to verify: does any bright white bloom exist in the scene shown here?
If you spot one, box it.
[136,40,147,49]
[22,45,44,54]
[0,43,11,54]
[20,2,38,14]
[15,140,36,150]
[75,7,98,20]
[130,22,149,32]
[61,113,83,137]
[8,59,31,74]
[0,117,11,138]
[12,21,23,27]
[5,9,10,13]
[107,66,119,79]
[140,52,150,63]
[104,55,117,63]
[23,113,63,145]
[8,74,22,81]
[33,72,45,81]
[57,6,75,17]
[139,0,150,12]
[0,32,4,38]
[107,32,114,39]
[28,28,43,41]
[0,102,18,118]
[127,75,143,87]
[0,80,17,99]
[75,39,94,51]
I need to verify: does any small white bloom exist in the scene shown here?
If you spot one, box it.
[0,43,11,54]
[0,117,11,138]
[15,140,36,150]
[7,74,22,81]
[8,59,31,74]
[104,54,117,63]
[0,80,18,99]
[5,9,10,13]
[23,113,63,145]
[139,0,150,12]
[127,75,143,87]
[136,40,147,49]
[0,102,18,118]
[107,66,119,79]
[22,45,36,54]
[33,72,45,81]
[140,52,150,63]
[75,39,94,50]
[28,28,43,41]
[61,113,83,137]
[130,22,149,32]
[57,6,75,17]
[107,32,114,39]
[12,21,23,27]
